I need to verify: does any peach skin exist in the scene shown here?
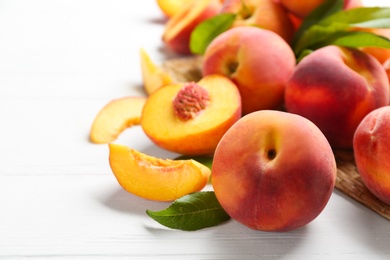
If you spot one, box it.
[212,110,337,232]
[220,0,295,43]
[202,26,296,114]
[354,106,390,205]
[162,0,221,55]
[285,45,389,148]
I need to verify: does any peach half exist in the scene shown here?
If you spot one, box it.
[353,106,390,205]
[89,96,146,144]
[140,48,174,95]
[212,110,337,232]
[141,74,242,155]
[162,0,221,55]
[109,143,211,201]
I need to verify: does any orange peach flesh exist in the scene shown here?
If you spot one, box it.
[140,48,174,95]
[108,143,211,201]
[156,0,194,18]
[89,96,146,144]
[141,74,241,155]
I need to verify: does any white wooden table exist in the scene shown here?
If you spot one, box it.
[1,0,390,259]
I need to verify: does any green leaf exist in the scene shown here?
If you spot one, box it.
[292,0,344,48]
[189,13,236,55]
[318,7,390,28]
[174,155,213,170]
[330,31,390,49]
[146,191,230,231]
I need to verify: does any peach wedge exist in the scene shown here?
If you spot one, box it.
[89,96,146,144]
[141,74,242,155]
[108,143,211,201]
[156,0,194,18]
[140,48,174,95]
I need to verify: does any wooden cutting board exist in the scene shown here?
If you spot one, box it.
[162,55,390,221]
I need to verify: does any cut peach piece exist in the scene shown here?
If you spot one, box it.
[108,143,211,201]
[89,96,146,144]
[162,0,221,55]
[141,74,242,155]
[140,48,174,95]
[156,0,194,18]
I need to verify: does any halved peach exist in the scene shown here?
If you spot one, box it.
[108,143,211,201]
[162,0,222,55]
[140,48,174,95]
[156,0,194,18]
[141,74,242,155]
[89,96,146,144]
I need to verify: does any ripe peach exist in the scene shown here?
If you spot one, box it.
[140,48,174,95]
[162,0,221,55]
[89,96,147,144]
[220,0,295,43]
[156,0,194,18]
[202,26,296,115]
[357,29,390,65]
[353,106,390,205]
[212,110,337,232]
[278,0,362,19]
[141,74,241,155]
[285,45,390,149]
[109,143,211,201]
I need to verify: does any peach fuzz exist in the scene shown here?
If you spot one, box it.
[212,110,337,232]
[220,0,295,43]
[109,143,211,201]
[141,74,241,155]
[278,0,362,19]
[202,26,296,115]
[285,45,390,149]
[89,96,146,144]
[354,106,390,205]
[162,0,221,55]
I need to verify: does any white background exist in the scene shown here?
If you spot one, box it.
[1,0,390,259]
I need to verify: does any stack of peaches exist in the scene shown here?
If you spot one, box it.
[90,0,390,232]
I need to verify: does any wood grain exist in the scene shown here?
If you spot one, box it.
[163,56,390,221]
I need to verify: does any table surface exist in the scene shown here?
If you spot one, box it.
[1,0,390,259]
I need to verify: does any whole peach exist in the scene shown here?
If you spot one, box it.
[162,0,221,55]
[353,106,390,205]
[202,26,296,115]
[220,0,295,43]
[285,45,389,149]
[278,0,362,18]
[212,110,337,232]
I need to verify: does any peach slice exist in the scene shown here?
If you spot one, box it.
[162,0,221,55]
[89,96,146,144]
[156,0,194,18]
[141,74,242,155]
[140,48,174,95]
[108,143,211,201]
